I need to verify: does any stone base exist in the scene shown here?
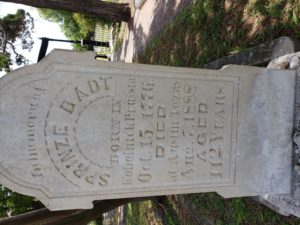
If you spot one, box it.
[253,195,300,217]
[207,45,300,217]
[204,37,300,69]
[257,194,300,217]
[257,56,300,217]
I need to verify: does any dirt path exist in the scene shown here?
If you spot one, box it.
[113,0,193,62]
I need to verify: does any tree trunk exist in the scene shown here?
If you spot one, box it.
[0,0,131,22]
[0,19,7,50]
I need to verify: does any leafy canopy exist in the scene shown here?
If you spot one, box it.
[38,9,106,40]
[0,9,34,72]
[0,186,43,218]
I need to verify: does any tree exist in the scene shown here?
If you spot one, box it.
[0,9,34,72]
[0,0,131,22]
[38,9,111,51]
[0,54,11,72]
[38,9,99,41]
[0,186,43,218]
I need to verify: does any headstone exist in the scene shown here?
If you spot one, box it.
[0,50,295,210]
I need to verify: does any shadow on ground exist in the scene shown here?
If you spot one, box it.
[128,0,193,59]
[136,0,300,67]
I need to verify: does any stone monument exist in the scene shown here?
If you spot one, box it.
[0,50,295,210]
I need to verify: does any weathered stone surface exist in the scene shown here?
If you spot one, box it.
[0,50,295,210]
[257,56,300,217]
[204,37,300,69]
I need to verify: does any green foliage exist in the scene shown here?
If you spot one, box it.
[188,193,299,225]
[160,198,180,225]
[38,9,82,40]
[125,202,149,225]
[89,215,104,225]
[0,186,43,218]
[0,53,11,72]
[38,9,107,41]
[1,9,26,42]
[0,9,34,72]
[124,195,300,225]
[125,199,180,225]
[73,13,98,37]
[73,43,94,51]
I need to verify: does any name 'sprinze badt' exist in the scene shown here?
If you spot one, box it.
[48,76,113,187]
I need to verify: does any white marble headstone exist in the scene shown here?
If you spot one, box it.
[0,50,295,210]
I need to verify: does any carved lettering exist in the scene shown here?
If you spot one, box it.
[59,76,113,115]
[53,125,68,136]
[99,173,111,186]
[42,71,235,190]
[73,163,89,179]
[88,80,100,93]
[157,105,166,118]
[60,100,75,114]
[75,86,89,102]
[141,80,155,118]
[199,102,208,113]
[140,129,153,147]
[112,99,121,113]
[122,78,136,185]
[138,173,151,183]
[181,168,193,180]
[156,144,165,158]
[27,87,45,178]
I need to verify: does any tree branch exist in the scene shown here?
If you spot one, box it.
[0,20,7,52]
[5,42,17,55]
[5,41,24,63]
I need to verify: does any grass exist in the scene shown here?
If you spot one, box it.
[158,197,181,225]
[136,0,300,67]
[113,21,126,52]
[187,193,300,225]
[124,198,181,225]
[124,200,159,225]
[123,194,300,224]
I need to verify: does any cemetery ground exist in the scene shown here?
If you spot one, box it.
[123,194,300,225]
[117,0,300,224]
[135,0,300,66]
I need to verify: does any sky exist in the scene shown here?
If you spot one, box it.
[0,2,73,75]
